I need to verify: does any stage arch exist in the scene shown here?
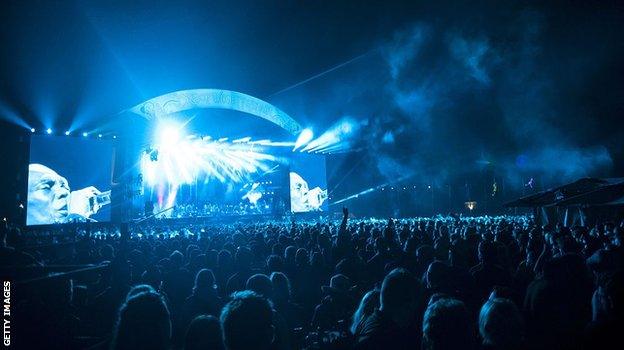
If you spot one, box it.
[127,89,302,135]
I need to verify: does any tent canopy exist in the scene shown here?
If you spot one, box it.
[504,177,624,208]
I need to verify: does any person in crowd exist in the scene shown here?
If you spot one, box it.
[350,289,380,335]
[311,274,355,330]
[111,291,171,350]
[246,273,274,299]
[479,298,524,350]
[184,315,224,350]
[355,268,421,349]
[470,241,512,302]
[524,253,593,350]
[422,297,474,350]
[584,269,624,348]
[184,269,222,322]
[220,291,275,350]
[270,271,305,329]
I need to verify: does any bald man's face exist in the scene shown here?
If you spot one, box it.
[27,165,70,225]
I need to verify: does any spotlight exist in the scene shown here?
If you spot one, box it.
[98,134,102,138]
[82,132,88,137]
[65,130,70,136]
[46,128,52,134]
[113,135,117,139]
[157,122,183,149]
[30,128,35,133]
[293,128,313,151]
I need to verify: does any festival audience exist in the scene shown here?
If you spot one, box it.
[4,209,624,349]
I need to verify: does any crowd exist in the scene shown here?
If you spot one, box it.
[1,208,623,349]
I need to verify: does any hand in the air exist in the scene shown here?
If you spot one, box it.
[342,207,349,217]
[69,186,102,218]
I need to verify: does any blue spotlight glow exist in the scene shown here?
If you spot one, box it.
[30,128,35,133]
[46,128,52,134]
[141,134,278,187]
[157,122,182,149]
[293,128,314,151]
[65,130,70,136]
[82,132,88,137]
[331,175,414,205]
[301,117,362,153]
[98,134,102,138]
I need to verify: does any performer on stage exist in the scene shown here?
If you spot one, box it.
[27,163,110,225]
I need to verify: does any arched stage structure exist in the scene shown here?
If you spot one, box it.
[126,88,302,135]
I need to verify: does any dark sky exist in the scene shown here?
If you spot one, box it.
[1,0,623,193]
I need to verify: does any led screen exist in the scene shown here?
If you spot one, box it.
[27,135,113,225]
[289,154,328,213]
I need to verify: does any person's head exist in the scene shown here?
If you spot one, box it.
[425,261,451,291]
[295,248,308,266]
[269,272,291,303]
[184,315,224,350]
[218,249,232,266]
[284,245,297,262]
[27,163,71,225]
[416,245,435,265]
[593,270,624,322]
[422,298,473,350]
[220,291,274,350]
[246,274,273,299]
[351,289,380,334]
[193,269,217,294]
[380,268,419,326]
[266,254,283,273]
[170,250,184,268]
[112,291,171,350]
[478,241,497,264]
[235,247,253,269]
[479,298,524,349]
[125,284,156,301]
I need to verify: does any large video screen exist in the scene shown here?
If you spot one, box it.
[27,135,113,225]
[289,154,328,213]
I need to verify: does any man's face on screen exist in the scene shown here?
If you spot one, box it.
[27,164,70,225]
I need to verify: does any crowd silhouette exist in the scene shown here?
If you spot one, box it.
[2,207,623,349]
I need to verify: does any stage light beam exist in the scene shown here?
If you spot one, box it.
[293,128,313,151]
[46,128,52,134]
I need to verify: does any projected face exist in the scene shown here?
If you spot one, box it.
[27,164,70,225]
[290,172,309,212]
[290,172,327,213]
